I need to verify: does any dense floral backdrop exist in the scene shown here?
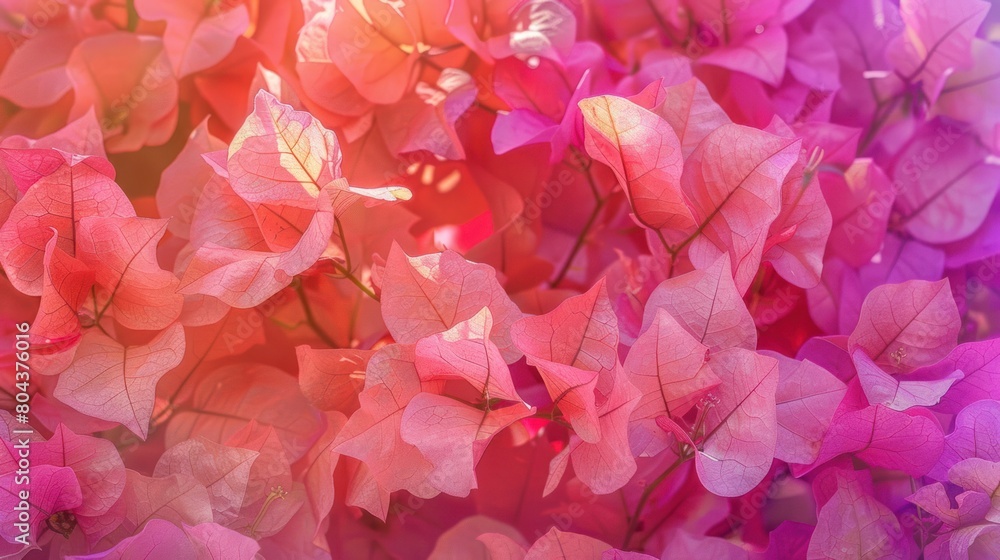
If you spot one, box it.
[1,0,999,558]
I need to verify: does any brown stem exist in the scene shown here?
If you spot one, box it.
[334,217,352,273]
[295,282,339,348]
[621,451,693,550]
[550,184,605,287]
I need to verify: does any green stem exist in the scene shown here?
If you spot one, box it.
[331,263,380,302]
[125,0,139,31]
[329,214,378,302]
[858,92,905,154]
[335,217,352,273]
[621,451,693,550]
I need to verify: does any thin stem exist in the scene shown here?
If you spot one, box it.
[644,0,672,39]
[419,55,445,73]
[621,451,692,550]
[473,100,500,116]
[89,287,112,337]
[720,0,731,44]
[125,0,138,31]
[570,141,672,259]
[533,408,573,430]
[858,92,905,154]
[329,209,378,302]
[550,184,605,287]
[148,323,227,430]
[330,263,380,302]
[335,217,352,273]
[567,146,592,175]
[652,229,671,254]
[910,477,928,554]
[746,267,769,316]
[295,282,339,348]
[664,252,676,279]
[636,492,687,549]
[347,295,361,348]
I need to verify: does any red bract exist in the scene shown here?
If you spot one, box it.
[820,158,895,268]
[798,383,946,478]
[907,475,1000,558]
[0,3,78,110]
[414,308,521,402]
[165,364,322,459]
[400,393,535,497]
[1,0,1000,557]
[681,124,800,293]
[885,0,990,105]
[852,349,962,411]
[893,120,1000,244]
[626,309,714,441]
[0,465,82,554]
[930,400,1000,481]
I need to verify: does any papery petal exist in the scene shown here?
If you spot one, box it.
[53,324,184,439]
